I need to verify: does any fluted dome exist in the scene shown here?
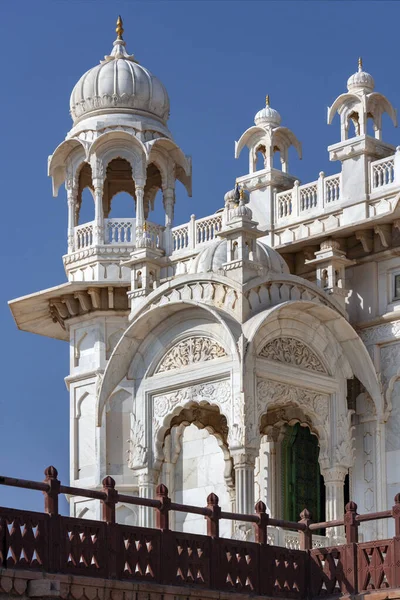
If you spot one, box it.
[189,239,289,275]
[70,20,170,125]
[347,58,374,93]
[254,96,281,128]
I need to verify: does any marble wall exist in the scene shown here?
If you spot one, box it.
[172,424,232,537]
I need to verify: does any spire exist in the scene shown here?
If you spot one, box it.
[265,94,270,107]
[103,15,137,63]
[358,56,363,72]
[116,15,124,41]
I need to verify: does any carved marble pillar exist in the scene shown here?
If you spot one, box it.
[91,158,105,246]
[232,450,257,515]
[163,188,175,254]
[323,466,347,537]
[138,470,159,528]
[135,183,145,232]
[66,184,78,253]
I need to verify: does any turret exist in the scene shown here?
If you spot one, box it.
[234,96,301,238]
[48,17,192,282]
[327,58,397,221]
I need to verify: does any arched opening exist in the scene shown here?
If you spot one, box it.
[281,423,325,524]
[104,158,135,217]
[259,406,326,525]
[160,403,232,537]
[273,146,282,170]
[348,111,360,137]
[255,145,266,171]
[76,163,94,225]
[144,163,163,223]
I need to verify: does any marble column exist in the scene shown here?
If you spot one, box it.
[323,466,347,538]
[135,184,145,230]
[66,185,77,253]
[163,188,175,254]
[93,182,104,246]
[232,451,257,515]
[138,470,158,528]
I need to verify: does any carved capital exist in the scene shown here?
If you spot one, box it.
[231,449,257,469]
[322,466,348,484]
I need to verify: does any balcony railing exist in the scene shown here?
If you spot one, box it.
[171,213,223,253]
[73,218,164,252]
[1,468,400,597]
[371,155,396,190]
[276,172,342,224]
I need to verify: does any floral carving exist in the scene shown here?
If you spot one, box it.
[156,337,227,373]
[153,380,231,419]
[258,337,326,373]
[127,414,147,469]
[257,379,329,423]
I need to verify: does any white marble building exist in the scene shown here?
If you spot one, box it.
[9,21,400,546]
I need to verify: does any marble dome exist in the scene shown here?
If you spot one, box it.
[347,59,375,93]
[70,23,170,125]
[189,239,289,275]
[254,96,281,128]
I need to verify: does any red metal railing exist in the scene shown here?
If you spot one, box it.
[1,467,400,597]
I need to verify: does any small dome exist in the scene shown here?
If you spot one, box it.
[347,58,374,93]
[254,95,281,127]
[70,19,170,124]
[189,239,289,275]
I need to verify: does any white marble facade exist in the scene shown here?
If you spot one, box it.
[8,23,400,545]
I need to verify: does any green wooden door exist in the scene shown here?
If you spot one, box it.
[282,423,321,523]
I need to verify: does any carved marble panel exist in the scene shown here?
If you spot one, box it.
[258,337,327,373]
[153,380,231,419]
[156,336,227,373]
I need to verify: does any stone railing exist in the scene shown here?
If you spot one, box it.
[73,218,166,251]
[276,172,342,224]
[74,221,94,250]
[370,154,396,191]
[171,213,223,254]
[1,468,400,598]
[104,218,135,244]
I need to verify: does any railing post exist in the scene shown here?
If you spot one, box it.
[318,171,325,209]
[394,147,400,185]
[344,501,359,543]
[392,493,400,588]
[298,508,312,550]
[392,493,400,537]
[254,500,269,544]
[44,466,61,573]
[206,492,220,538]
[342,501,359,595]
[102,476,118,579]
[293,180,300,217]
[102,476,118,523]
[156,484,171,531]
[188,214,196,249]
[43,466,60,515]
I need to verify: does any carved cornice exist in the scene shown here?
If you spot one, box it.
[156,336,227,373]
[258,337,327,373]
[49,286,129,329]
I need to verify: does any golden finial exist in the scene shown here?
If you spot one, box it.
[266,95,270,107]
[143,221,148,232]
[239,187,245,200]
[116,15,124,41]
[358,56,363,71]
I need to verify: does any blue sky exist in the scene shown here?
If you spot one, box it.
[1,0,400,514]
